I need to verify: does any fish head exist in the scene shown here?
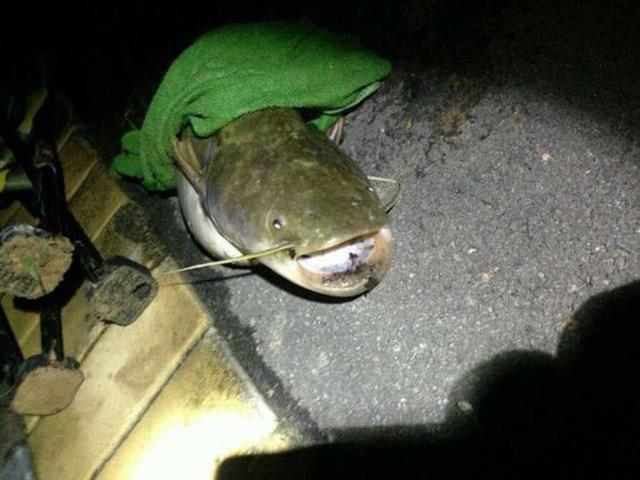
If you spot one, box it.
[203,108,395,297]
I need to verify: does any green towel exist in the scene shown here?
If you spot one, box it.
[111,21,391,191]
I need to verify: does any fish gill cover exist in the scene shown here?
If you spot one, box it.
[111,21,392,191]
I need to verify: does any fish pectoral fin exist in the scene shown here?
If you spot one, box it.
[172,137,204,194]
[368,176,403,212]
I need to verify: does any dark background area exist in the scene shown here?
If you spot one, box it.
[4,0,640,158]
[3,1,640,478]
[4,0,640,154]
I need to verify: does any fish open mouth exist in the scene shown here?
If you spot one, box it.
[295,227,393,294]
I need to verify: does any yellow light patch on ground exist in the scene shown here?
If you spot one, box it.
[58,137,99,200]
[60,291,104,362]
[63,201,168,363]
[131,409,277,479]
[68,161,128,242]
[98,333,291,480]
[28,260,209,480]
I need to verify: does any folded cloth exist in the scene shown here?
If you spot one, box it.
[111,21,391,191]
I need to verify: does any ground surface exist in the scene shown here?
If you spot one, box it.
[1,1,639,476]
[142,1,640,435]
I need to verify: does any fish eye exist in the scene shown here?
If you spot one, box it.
[272,217,285,230]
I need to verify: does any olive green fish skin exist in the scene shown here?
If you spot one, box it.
[204,108,388,257]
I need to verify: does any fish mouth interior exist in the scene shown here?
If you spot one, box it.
[295,227,393,294]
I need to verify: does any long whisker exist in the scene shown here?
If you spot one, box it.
[160,243,296,276]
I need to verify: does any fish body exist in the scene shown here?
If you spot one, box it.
[175,108,393,297]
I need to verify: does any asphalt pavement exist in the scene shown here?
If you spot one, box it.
[142,0,640,439]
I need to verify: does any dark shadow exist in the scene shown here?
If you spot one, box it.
[217,279,640,479]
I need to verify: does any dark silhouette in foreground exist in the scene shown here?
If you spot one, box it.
[218,280,640,479]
